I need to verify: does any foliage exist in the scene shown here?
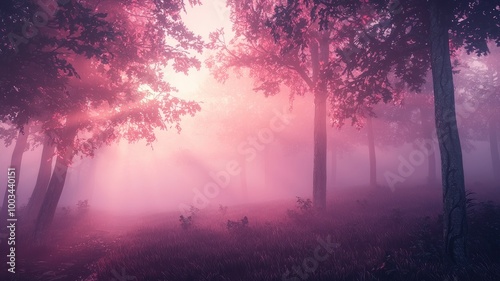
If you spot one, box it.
[287,196,315,222]
[296,196,313,212]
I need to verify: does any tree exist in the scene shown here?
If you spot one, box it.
[0,125,29,226]
[25,132,55,224]
[308,0,499,265]
[207,0,376,209]
[1,0,204,237]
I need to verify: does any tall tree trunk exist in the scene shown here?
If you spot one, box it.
[367,117,377,188]
[310,31,329,210]
[33,145,74,239]
[25,135,55,224]
[1,125,29,225]
[489,119,500,185]
[313,91,327,210]
[427,147,438,185]
[429,0,468,265]
[423,119,438,186]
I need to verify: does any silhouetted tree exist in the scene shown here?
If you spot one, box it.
[0,125,29,226]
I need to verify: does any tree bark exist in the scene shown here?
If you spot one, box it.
[1,125,29,225]
[33,145,74,239]
[25,135,55,224]
[423,120,438,186]
[313,91,327,210]
[429,0,468,265]
[367,117,377,188]
[427,146,438,185]
[311,32,329,210]
[489,119,500,185]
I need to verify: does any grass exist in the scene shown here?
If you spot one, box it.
[3,186,500,281]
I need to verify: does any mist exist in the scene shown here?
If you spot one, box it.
[1,0,499,280]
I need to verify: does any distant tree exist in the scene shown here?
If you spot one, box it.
[208,0,387,209]
[455,48,500,185]
[374,91,440,186]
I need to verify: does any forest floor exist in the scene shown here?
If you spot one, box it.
[1,185,500,281]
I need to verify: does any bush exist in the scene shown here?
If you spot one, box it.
[227,216,248,230]
[61,206,72,216]
[77,200,90,214]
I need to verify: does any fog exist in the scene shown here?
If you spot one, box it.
[1,71,497,215]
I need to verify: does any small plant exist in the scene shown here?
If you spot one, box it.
[219,204,228,215]
[77,200,89,214]
[296,197,313,212]
[287,197,314,222]
[61,206,72,216]
[227,216,248,230]
[179,215,192,230]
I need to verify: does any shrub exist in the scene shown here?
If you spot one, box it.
[296,197,312,212]
[77,200,89,214]
[61,206,72,216]
[219,204,228,215]
[227,216,248,230]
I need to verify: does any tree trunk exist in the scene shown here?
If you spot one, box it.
[367,117,377,188]
[489,119,500,185]
[1,125,29,225]
[427,147,438,185]
[423,120,438,185]
[25,135,55,224]
[310,32,329,210]
[33,146,74,239]
[313,90,327,210]
[429,0,468,265]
